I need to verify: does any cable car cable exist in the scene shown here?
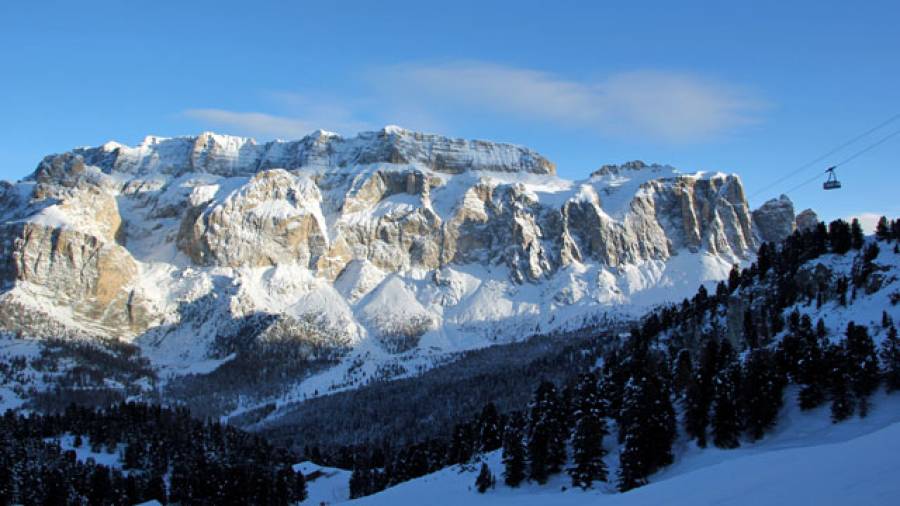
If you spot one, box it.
[750,112,900,198]
[831,126,900,168]
[781,126,900,195]
[783,171,829,196]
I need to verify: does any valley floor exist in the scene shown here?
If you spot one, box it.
[347,391,900,505]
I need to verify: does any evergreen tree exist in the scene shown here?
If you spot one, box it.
[728,264,741,292]
[545,384,569,473]
[757,242,772,279]
[715,280,729,304]
[475,462,494,493]
[684,338,718,447]
[0,459,10,505]
[829,219,852,254]
[837,276,849,306]
[349,456,372,499]
[812,222,829,255]
[817,318,828,339]
[501,412,527,487]
[741,347,785,441]
[881,325,900,392]
[599,349,626,423]
[617,432,647,492]
[844,322,881,417]
[273,468,291,505]
[829,343,855,423]
[477,403,502,453]
[711,340,742,449]
[568,373,608,489]
[146,474,167,505]
[526,381,566,483]
[448,422,477,464]
[743,308,759,349]
[617,354,676,492]
[43,468,69,506]
[863,242,880,263]
[169,461,193,504]
[850,218,865,250]
[776,329,803,381]
[797,316,828,410]
[88,466,112,506]
[123,440,144,470]
[672,349,694,397]
[875,216,890,240]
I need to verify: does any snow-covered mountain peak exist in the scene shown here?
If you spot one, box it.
[33,128,557,180]
[381,124,410,135]
[591,160,669,177]
[307,128,341,140]
[753,194,797,243]
[0,128,802,386]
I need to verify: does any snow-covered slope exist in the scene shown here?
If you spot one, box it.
[352,391,900,506]
[336,231,900,505]
[0,128,798,405]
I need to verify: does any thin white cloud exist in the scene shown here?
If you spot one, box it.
[183,109,319,139]
[182,62,764,143]
[599,70,763,141]
[261,91,373,133]
[184,92,373,140]
[372,62,764,142]
[381,62,600,124]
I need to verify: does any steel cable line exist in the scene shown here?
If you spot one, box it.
[750,112,900,198]
[831,126,900,167]
[782,126,900,196]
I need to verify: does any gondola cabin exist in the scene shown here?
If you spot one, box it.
[823,167,842,190]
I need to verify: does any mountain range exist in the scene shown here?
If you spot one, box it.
[0,127,807,409]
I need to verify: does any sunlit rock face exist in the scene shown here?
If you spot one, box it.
[0,127,787,365]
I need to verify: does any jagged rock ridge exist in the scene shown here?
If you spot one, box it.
[0,127,798,373]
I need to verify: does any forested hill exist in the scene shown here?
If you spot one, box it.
[0,402,307,505]
[338,216,900,499]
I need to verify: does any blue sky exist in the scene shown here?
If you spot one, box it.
[1,0,897,226]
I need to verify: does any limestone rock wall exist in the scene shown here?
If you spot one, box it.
[0,128,801,359]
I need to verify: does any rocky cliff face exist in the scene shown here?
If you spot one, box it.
[70,127,556,178]
[796,208,820,233]
[752,194,796,243]
[0,127,798,372]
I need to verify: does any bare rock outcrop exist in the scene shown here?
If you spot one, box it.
[0,222,145,336]
[59,126,556,177]
[178,169,327,268]
[753,194,796,243]
[796,208,820,233]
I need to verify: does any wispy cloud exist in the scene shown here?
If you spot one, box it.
[183,92,373,140]
[182,61,765,143]
[373,62,764,142]
[183,109,319,139]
